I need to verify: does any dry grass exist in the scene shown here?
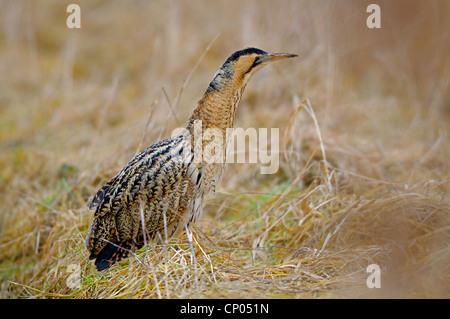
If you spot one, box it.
[0,0,449,298]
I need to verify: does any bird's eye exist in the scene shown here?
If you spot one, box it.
[247,57,260,73]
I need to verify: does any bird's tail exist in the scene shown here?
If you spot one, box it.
[91,240,138,271]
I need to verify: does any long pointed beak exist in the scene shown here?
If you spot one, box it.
[259,52,298,64]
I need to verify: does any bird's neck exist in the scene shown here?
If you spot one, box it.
[186,79,246,134]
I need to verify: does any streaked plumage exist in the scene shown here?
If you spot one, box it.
[86,48,297,270]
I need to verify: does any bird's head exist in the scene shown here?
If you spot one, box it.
[208,48,297,92]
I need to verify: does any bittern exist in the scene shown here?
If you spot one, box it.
[86,48,297,270]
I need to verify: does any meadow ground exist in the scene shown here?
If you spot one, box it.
[0,0,449,298]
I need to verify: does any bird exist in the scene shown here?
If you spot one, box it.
[86,47,297,270]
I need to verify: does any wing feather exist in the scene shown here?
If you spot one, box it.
[86,133,196,260]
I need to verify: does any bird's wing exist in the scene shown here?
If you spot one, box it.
[86,133,196,256]
[88,173,119,211]
[93,134,194,218]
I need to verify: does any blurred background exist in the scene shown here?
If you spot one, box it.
[0,0,448,298]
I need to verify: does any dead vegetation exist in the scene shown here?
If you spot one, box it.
[0,0,449,298]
